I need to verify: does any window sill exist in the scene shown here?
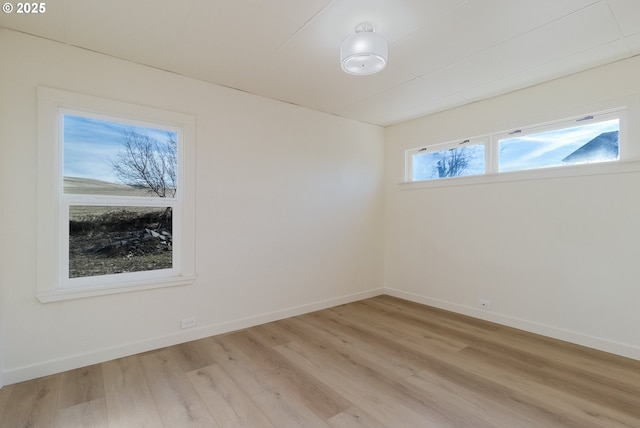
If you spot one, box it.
[399,159,640,190]
[36,275,196,303]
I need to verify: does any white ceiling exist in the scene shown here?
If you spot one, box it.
[2,0,639,126]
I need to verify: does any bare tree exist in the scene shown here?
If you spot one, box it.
[112,130,177,197]
[437,147,472,178]
[111,130,177,231]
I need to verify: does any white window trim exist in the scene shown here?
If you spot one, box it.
[400,158,640,190]
[37,87,197,302]
[402,107,629,189]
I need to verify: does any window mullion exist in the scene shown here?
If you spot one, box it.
[488,136,499,174]
[63,194,177,208]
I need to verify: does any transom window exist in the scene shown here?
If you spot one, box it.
[408,138,487,181]
[406,109,624,182]
[497,115,620,173]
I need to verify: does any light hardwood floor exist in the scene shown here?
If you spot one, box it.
[1,295,640,427]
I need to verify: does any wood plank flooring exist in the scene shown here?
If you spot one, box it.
[2,295,640,427]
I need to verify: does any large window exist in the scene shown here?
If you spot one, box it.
[406,109,624,182]
[37,88,196,302]
[63,113,179,284]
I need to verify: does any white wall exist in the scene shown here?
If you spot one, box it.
[3,29,639,387]
[0,29,385,384]
[384,56,640,359]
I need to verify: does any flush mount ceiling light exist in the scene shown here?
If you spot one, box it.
[340,22,388,75]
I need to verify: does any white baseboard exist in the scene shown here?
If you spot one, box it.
[6,285,637,386]
[385,288,640,361]
[3,288,384,385]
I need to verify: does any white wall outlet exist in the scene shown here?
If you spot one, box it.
[478,298,491,310]
[181,316,196,329]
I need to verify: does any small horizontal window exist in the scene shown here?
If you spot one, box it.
[405,109,625,183]
[408,140,486,182]
[498,117,619,173]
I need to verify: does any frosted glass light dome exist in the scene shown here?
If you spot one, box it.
[340,24,388,75]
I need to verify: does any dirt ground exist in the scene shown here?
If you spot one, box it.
[68,207,172,278]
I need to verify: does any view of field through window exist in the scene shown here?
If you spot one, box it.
[64,115,177,279]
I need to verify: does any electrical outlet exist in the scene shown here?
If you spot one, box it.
[478,298,491,310]
[181,316,196,329]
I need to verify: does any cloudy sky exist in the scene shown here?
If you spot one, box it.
[498,119,619,172]
[63,114,177,184]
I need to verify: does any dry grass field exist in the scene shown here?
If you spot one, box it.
[65,177,172,278]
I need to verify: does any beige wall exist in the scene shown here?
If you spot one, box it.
[384,56,640,359]
[0,29,385,384]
